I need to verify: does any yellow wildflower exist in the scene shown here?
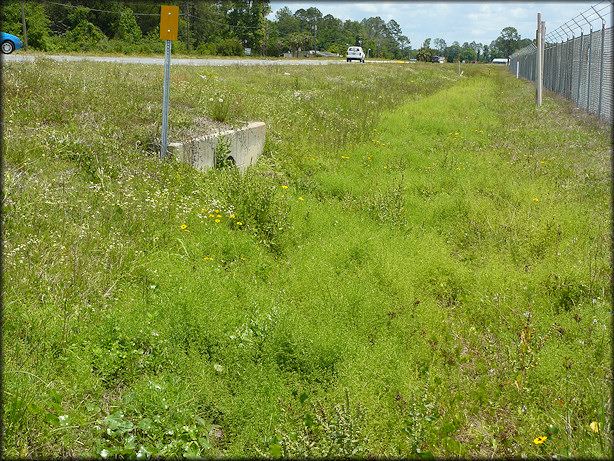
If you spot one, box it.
[237,222,243,226]
[590,421,600,433]
[215,219,220,223]
[282,185,288,189]
[533,436,547,444]
[181,224,187,229]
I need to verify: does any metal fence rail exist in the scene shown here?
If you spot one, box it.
[509,2,612,124]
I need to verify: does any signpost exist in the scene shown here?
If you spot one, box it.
[160,5,179,159]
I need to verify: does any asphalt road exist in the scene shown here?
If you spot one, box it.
[1,54,378,66]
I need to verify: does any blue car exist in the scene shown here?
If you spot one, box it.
[1,32,23,54]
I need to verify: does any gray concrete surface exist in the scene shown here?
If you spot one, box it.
[168,121,265,172]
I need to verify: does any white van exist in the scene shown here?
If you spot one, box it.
[346,46,365,63]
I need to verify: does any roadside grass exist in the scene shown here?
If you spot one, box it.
[2,60,611,459]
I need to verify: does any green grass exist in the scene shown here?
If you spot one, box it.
[2,60,611,459]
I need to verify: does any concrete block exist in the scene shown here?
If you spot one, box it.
[168,121,265,172]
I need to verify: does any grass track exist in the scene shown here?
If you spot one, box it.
[2,61,611,458]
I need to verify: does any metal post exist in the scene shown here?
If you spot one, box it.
[571,18,583,105]
[564,24,575,98]
[536,13,543,105]
[544,45,549,88]
[541,21,546,94]
[587,27,592,112]
[558,40,564,94]
[564,29,571,98]
[569,35,575,102]
[577,30,584,107]
[548,45,554,90]
[161,39,172,159]
[598,22,605,119]
[516,53,519,78]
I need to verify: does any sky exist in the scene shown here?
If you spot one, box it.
[267,1,608,49]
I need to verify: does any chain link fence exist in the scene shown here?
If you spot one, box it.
[509,2,612,124]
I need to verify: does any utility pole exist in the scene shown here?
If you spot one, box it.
[21,0,28,51]
[185,2,190,53]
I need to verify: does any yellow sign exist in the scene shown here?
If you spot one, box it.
[160,5,179,41]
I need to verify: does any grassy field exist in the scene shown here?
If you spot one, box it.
[2,59,611,459]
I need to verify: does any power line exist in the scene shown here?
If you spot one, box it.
[41,1,263,29]
[41,0,159,16]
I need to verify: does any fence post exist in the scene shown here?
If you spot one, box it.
[516,53,519,78]
[550,43,556,91]
[577,31,583,108]
[563,37,571,97]
[563,24,575,98]
[598,23,605,120]
[587,27,592,112]
[569,36,575,102]
[546,46,552,90]
[536,13,544,106]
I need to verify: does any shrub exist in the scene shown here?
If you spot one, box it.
[60,20,107,52]
[196,42,217,56]
[113,8,142,43]
[215,37,244,56]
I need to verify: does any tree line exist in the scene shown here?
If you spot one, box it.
[414,27,534,63]
[1,1,531,60]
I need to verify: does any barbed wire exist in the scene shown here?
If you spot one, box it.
[545,0,612,43]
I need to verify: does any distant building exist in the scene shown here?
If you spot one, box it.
[492,58,509,65]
